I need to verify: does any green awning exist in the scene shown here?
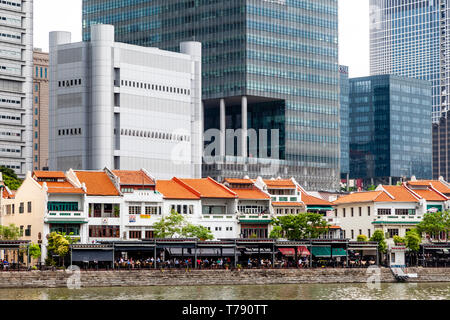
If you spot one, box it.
[46,221,87,224]
[239,220,272,224]
[311,246,331,257]
[372,221,420,225]
[307,206,334,211]
[332,248,347,257]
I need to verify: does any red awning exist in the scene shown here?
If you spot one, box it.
[278,248,296,256]
[298,246,311,256]
[279,246,311,256]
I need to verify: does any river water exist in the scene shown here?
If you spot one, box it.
[0,283,449,300]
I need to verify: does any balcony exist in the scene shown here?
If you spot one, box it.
[88,204,120,218]
[372,215,423,225]
[45,211,87,224]
[238,214,272,224]
[47,211,83,218]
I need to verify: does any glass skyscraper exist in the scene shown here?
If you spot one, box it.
[339,65,349,178]
[370,0,442,123]
[349,75,432,185]
[82,0,340,191]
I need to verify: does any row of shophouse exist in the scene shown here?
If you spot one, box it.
[0,169,335,262]
[1,169,449,263]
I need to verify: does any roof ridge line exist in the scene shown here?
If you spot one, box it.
[172,177,202,197]
[428,185,449,200]
[402,182,423,201]
[206,177,238,198]
[378,186,395,200]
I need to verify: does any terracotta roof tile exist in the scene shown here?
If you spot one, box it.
[410,180,450,195]
[301,192,334,206]
[272,202,305,207]
[38,181,85,194]
[382,185,419,202]
[33,171,66,179]
[179,178,237,198]
[333,191,385,204]
[264,179,296,189]
[230,187,270,200]
[112,170,155,186]
[156,180,200,200]
[412,189,447,202]
[224,178,254,185]
[75,171,120,196]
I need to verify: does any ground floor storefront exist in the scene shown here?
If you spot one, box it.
[69,239,381,270]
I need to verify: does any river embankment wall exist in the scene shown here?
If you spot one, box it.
[0,268,448,288]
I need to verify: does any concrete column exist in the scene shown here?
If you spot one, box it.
[90,24,115,170]
[180,41,202,178]
[49,31,72,170]
[241,96,248,157]
[220,99,226,157]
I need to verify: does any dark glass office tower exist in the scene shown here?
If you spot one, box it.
[82,0,340,191]
[349,75,432,186]
[339,65,349,179]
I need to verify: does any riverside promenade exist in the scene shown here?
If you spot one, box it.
[0,268,449,289]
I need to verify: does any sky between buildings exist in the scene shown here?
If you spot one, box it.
[34,0,370,78]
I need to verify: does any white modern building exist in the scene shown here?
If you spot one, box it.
[0,0,33,178]
[49,24,202,179]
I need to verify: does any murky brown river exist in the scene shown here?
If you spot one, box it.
[0,283,449,300]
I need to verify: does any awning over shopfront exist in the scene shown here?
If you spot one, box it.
[72,249,113,262]
[239,220,272,224]
[278,246,311,257]
[312,246,330,257]
[311,246,346,258]
[46,220,88,224]
[332,248,346,257]
[167,248,238,257]
[307,206,334,211]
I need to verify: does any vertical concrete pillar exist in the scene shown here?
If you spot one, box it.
[180,41,202,178]
[90,24,115,170]
[241,96,248,157]
[49,31,72,170]
[220,99,226,157]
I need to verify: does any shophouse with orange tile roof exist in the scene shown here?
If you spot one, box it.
[252,177,341,238]
[333,181,450,244]
[156,177,239,239]
[1,170,87,263]
[223,178,272,239]
[109,168,163,240]
[66,170,122,243]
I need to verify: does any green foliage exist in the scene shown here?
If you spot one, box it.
[153,210,215,240]
[370,230,387,253]
[46,232,72,266]
[0,166,22,190]
[0,224,21,240]
[367,185,376,191]
[393,235,405,245]
[357,234,368,242]
[405,229,421,252]
[269,226,283,239]
[29,243,41,259]
[271,212,329,240]
[181,224,214,241]
[416,211,450,240]
[153,210,185,238]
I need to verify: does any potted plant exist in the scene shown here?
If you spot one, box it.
[114,206,120,218]
[225,263,229,270]
[236,264,242,271]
